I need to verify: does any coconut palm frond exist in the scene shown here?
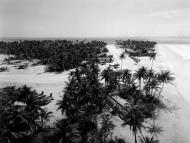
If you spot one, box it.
[147,124,163,137]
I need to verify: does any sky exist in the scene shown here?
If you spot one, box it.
[1,0,190,38]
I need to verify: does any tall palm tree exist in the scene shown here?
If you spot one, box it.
[122,100,145,143]
[56,79,79,118]
[99,113,116,142]
[58,64,106,119]
[101,67,112,85]
[146,69,156,90]
[157,70,175,97]
[134,66,148,90]
[119,52,125,70]
[122,69,132,86]
[144,78,160,96]
[149,53,156,70]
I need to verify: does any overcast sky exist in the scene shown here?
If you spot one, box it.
[1,0,190,38]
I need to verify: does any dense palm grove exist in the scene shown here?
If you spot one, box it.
[0,40,111,72]
[0,40,175,143]
[0,86,53,143]
[116,40,157,59]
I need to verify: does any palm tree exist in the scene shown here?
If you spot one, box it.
[101,67,112,85]
[58,64,107,119]
[118,83,142,101]
[134,66,148,90]
[147,124,163,138]
[145,69,156,91]
[40,108,53,128]
[149,53,156,70]
[0,86,51,142]
[119,52,125,70]
[99,113,116,142]
[122,69,132,85]
[52,117,97,143]
[56,79,79,118]
[108,71,121,108]
[122,99,145,143]
[157,70,175,97]
[69,68,82,82]
[52,119,82,143]
[0,85,53,143]
[146,69,155,80]
[144,78,160,96]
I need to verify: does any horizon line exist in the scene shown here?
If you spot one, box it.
[1,35,190,40]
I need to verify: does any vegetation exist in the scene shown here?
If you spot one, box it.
[0,66,8,72]
[116,40,157,63]
[0,40,112,72]
[54,59,174,143]
[0,39,175,143]
[0,85,53,143]
[101,64,174,143]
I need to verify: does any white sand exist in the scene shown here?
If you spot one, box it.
[1,44,190,142]
[107,44,190,143]
[0,56,70,122]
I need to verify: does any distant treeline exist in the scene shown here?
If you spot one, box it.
[0,40,112,72]
[116,40,157,57]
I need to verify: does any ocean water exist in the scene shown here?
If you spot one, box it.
[157,44,190,103]
[165,44,190,60]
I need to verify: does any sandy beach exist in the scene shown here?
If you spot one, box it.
[110,44,190,143]
[1,44,190,143]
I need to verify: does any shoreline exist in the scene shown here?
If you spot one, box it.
[1,44,190,142]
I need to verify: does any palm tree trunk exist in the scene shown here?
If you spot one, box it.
[135,132,137,143]
[139,130,145,142]
[151,59,154,70]
[139,78,141,90]
[121,60,123,70]
[116,94,118,108]
[158,83,164,98]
